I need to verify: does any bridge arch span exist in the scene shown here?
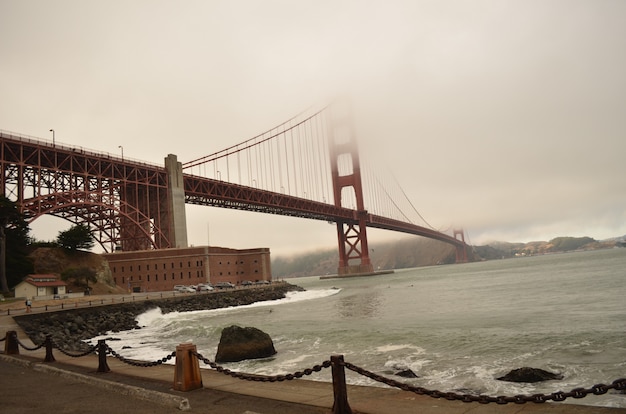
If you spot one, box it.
[21,191,168,252]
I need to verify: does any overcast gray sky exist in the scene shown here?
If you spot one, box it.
[1,0,625,256]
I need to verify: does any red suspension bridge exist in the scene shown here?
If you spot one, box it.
[0,103,467,275]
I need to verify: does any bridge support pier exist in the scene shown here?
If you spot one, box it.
[336,217,374,276]
[453,229,468,263]
[165,154,188,249]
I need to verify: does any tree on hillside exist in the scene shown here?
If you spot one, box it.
[57,224,95,251]
[0,196,34,292]
[61,266,97,291]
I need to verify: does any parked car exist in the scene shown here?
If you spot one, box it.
[241,280,253,286]
[197,284,214,291]
[215,282,235,289]
[175,285,195,293]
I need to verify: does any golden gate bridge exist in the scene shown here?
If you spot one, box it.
[0,103,467,275]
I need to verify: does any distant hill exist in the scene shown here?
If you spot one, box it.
[271,237,463,278]
[271,235,622,279]
[472,236,618,259]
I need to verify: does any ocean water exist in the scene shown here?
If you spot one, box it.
[88,248,626,408]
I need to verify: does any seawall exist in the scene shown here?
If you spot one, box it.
[13,283,303,350]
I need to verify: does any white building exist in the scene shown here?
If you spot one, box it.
[14,274,67,300]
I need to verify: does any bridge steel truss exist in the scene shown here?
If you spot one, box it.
[0,132,173,252]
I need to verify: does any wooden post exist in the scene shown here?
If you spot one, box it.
[4,331,19,355]
[96,339,110,373]
[44,334,55,362]
[331,355,352,414]
[173,343,203,391]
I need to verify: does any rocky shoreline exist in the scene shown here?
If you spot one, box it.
[13,283,304,351]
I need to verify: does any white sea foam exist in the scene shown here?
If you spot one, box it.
[86,289,341,364]
[376,344,424,353]
[137,288,341,326]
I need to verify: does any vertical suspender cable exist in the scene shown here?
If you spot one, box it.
[304,120,313,199]
[297,124,304,197]
[318,112,329,203]
[252,140,261,187]
[291,124,298,197]
[308,116,318,200]
[284,123,290,195]
[277,131,283,193]
[237,146,241,185]
[246,142,251,186]
[267,129,273,191]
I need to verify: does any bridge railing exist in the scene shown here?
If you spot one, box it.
[0,129,160,168]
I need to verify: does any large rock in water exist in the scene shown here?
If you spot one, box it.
[215,325,277,363]
[497,367,563,383]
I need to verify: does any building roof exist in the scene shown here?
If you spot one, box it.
[22,274,67,287]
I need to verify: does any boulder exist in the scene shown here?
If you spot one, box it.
[497,367,563,383]
[395,369,418,378]
[215,325,277,363]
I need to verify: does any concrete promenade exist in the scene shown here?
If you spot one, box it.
[1,308,625,413]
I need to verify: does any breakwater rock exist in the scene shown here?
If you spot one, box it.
[497,367,564,383]
[215,325,277,363]
[14,283,304,351]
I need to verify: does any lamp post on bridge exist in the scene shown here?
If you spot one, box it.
[49,129,55,146]
[118,145,124,160]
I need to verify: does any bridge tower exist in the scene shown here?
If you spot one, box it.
[453,229,468,263]
[328,104,374,276]
[164,154,188,248]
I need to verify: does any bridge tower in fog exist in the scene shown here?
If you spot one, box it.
[328,105,374,275]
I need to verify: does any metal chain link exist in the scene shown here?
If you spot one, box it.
[55,345,97,358]
[105,344,176,367]
[50,338,98,358]
[343,361,626,404]
[193,351,332,382]
[47,337,97,357]
[16,337,45,351]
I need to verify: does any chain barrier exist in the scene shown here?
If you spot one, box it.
[343,361,626,404]
[193,350,332,382]
[15,336,45,351]
[3,327,625,406]
[49,338,98,358]
[104,344,176,367]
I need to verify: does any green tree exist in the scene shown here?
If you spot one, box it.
[0,196,34,292]
[57,224,95,251]
[61,266,97,291]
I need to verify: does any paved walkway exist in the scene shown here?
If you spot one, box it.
[1,311,625,413]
